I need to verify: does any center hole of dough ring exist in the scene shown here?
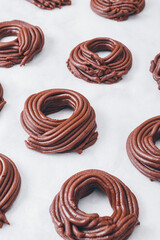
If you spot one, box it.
[87,40,113,59]
[152,124,160,149]
[48,108,74,120]
[0,35,17,43]
[95,50,112,58]
[78,188,113,217]
[40,95,75,120]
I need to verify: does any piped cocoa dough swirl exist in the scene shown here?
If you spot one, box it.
[90,0,145,21]
[50,169,139,240]
[0,153,21,228]
[21,89,98,154]
[150,53,160,89]
[27,0,71,10]
[127,116,160,181]
[67,38,132,84]
[0,20,44,68]
[0,84,6,111]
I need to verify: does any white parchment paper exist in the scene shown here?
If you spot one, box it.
[0,0,159,239]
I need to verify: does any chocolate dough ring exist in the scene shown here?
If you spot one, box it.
[20,89,98,154]
[0,20,44,68]
[126,116,160,181]
[27,0,71,10]
[150,53,160,89]
[0,84,6,111]
[90,0,145,21]
[0,153,21,228]
[50,169,139,240]
[67,37,132,84]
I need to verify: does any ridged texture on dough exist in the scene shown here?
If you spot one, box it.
[50,169,139,239]
[0,20,44,68]
[0,154,21,228]
[21,89,98,153]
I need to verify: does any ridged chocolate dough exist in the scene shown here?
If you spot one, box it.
[0,154,21,228]
[50,169,139,240]
[21,89,98,153]
[67,37,132,84]
[27,0,71,10]
[126,116,160,181]
[90,0,145,21]
[0,84,6,111]
[150,53,160,89]
[0,20,44,68]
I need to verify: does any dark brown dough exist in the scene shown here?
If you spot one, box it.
[90,0,145,21]
[0,20,44,68]
[67,37,132,84]
[150,53,160,89]
[50,169,139,240]
[21,89,98,153]
[0,153,21,228]
[126,116,160,181]
[0,84,6,111]
[27,0,71,10]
